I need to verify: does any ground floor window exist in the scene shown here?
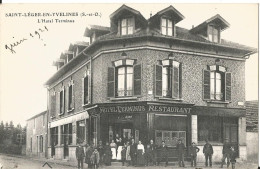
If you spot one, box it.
[50,127,58,146]
[198,116,238,143]
[40,135,44,152]
[155,130,186,147]
[61,123,72,145]
[77,120,86,144]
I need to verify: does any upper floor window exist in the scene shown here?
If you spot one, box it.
[121,18,134,35]
[107,59,141,98]
[59,86,65,115]
[67,53,74,63]
[82,68,90,105]
[155,59,181,99]
[67,80,74,112]
[208,25,219,43]
[50,91,56,119]
[161,18,173,36]
[203,65,231,101]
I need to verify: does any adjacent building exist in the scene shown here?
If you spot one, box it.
[44,5,257,162]
[26,111,47,158]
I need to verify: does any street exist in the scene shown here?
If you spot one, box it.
[0,154,258,169]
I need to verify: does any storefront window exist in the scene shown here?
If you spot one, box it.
[61,123,72,145]
[198,116,222,142]
[50,127,58,146]
[155,130,186,147]
[77,120,86,144]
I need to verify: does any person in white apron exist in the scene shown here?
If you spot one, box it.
[116,138,123,160]
[110,140,117,160]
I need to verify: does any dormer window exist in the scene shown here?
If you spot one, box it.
[161,17,173,36]
[208,25,219,43]
[121,17,134,35]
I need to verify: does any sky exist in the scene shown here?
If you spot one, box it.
[0,3,258,126]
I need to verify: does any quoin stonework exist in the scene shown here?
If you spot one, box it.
[39,5,257,163]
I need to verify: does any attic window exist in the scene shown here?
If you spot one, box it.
[208,25,219,43]
[161,17,173,36]
[121,17,134,35]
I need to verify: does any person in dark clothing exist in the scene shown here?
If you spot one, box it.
[85,143,94,168]
[176,139,186,167]
[130,138,137,166]
[121,145,127,166]
[221,139,231,168]
[189,142,200,167]
[230,147,237,169]
[145,144,153,166]
[157,141,168,167]
[149,139,157,166]
[76,143,85,169]
[97,141,104,166]
[90,148,100,169]
[203,139,213,167]
[103,142,112,166]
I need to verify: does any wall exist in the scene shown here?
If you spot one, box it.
[246,132,258,160]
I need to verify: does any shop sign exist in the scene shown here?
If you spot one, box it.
[99,105,146,113]
[148,105,191,114]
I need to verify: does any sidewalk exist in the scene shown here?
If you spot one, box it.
[0,153,258,169]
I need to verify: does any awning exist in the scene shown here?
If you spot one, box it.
[48,110,89,128]
[192,106,246,117]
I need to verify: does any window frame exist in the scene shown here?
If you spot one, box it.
[82,68,90,106]
[67,80,74,112]
[50,91,56,119]
[209,65,226,101]
[59,86,65,116]
[208,25,220,43]
[161,17,173,36]
[114,59,135,97]
[121,17,134,35]
[156,59,181,99]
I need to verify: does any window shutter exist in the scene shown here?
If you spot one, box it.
[107,67,115,97]
[133,64,141,96]
[172,65,179,98]
[82,77,85,105]
[72,83,75,109]
[225,72,231,101]
[155,65,163,97]
[179,63,182,98]
[203,70,211,100]
[66,86,69,112]
[118,20,121,35]
[63,88,65,114]
[51,92,56,117]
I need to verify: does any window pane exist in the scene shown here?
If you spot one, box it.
[216,78,222,100]
[162,27,167,35]
[162,18,166,26]
[121,19,127,27]
[128,18,133,26]
[127,66,133,74]
[118,67,125,74]
[208,34,213,41]
[162,67,169,97]
[168,28,172,36]
[122,27,127,35]
[118,74,125,90]
[168,20,172,27]
[210,72,215,99]
[126,59,134,65]
[128,26,133,34]
[213,34,218,43]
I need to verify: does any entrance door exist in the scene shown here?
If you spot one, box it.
[114,123,133,139]
[224,124,238,157]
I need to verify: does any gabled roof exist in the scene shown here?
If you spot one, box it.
[190,14,230,34]
[109,4,146,24]
[27,110,47,121]
[68,42,89,51]
[84,25,110,37]
[149,5,184,24]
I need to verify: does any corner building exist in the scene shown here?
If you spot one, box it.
[45,5,257,162]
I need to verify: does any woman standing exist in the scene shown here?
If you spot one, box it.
[116,138,123,160]
[110,139,117,160]
[136,140,145,166]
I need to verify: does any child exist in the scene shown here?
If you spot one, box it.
[121,145,127,166]
[230,147,237,169]
[190,142,200,167]
[145,144,152,166]
[91,148,100,169]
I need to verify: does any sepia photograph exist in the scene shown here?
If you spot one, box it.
[0,3,258,169]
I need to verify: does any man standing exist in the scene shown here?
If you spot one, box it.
[149,139,157,166]
[130,138,137,166]
[189,142,200,167]
[203,139,213,167]
[221,139,231,168]
[176,139,185,167]
[76,143,85,169]
[157,141,168,167]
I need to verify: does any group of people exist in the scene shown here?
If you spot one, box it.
[75,136,237,169]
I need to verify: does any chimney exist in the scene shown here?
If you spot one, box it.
[150,12,152,18]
